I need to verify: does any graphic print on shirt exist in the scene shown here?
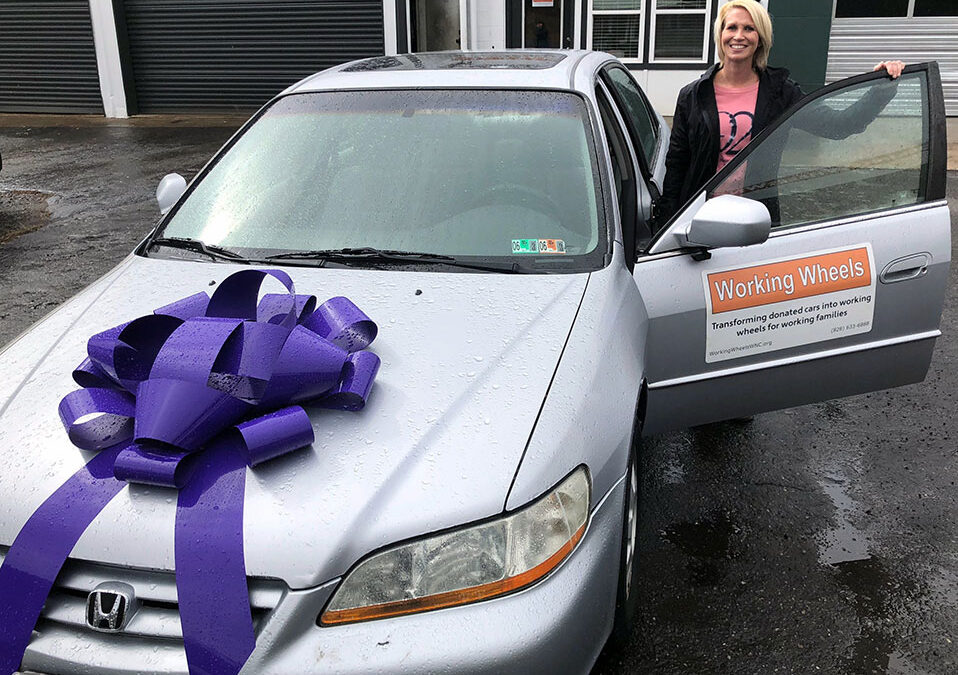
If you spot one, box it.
[719,110,754,157]
[714,82,759,173]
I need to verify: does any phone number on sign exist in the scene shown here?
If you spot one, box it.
[831,321,870,334]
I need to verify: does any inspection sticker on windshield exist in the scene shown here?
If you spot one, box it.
[703,244,876,363]
[512,238,566,254]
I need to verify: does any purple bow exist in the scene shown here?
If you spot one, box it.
[0,269,380,675]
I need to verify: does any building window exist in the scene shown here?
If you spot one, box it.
[590,0,643,61]
[589,0,712,63]
[650,0,711,62]
[913,0,957,16]
[835,0,957,17]
[835,0,908,17]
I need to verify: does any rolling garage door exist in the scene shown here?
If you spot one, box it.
[123,0,385,113]
[0,1,103,113]
[827,17,958,116]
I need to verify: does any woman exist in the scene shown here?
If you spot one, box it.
[659,0,904,223]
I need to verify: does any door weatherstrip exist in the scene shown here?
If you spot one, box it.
[648,330,941,390]
[767,200,949,239]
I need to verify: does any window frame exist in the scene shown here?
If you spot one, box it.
[595,78,644,267]
[706,70,931,232]
[833,0,958,18]
[588,0,645,63]
[648,0,713,64]
[599,64,661,176]
[587,0,716,66]
[644,62,946,254]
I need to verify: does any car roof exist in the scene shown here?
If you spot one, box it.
[287,50,612,94]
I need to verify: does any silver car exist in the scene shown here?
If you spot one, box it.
[0,51,949,674]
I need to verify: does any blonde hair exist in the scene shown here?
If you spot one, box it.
[714,0,773,70]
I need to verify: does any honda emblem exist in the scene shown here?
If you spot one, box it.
[86,582,138,633]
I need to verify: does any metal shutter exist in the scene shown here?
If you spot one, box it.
[123,0,385,113]
[826,17,958,116]
[0,1,103,113]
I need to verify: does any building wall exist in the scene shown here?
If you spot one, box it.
[571,0,730,115]
[766,0,831,93]
[12,0,951,118]
[627,69,698,117]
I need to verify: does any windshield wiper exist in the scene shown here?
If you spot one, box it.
[149,237,247,262]
[266,247,528,273]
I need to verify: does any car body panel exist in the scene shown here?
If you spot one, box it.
[0,255,587,588]
[506,243,645,511]
[638,202,950,433]
[287,51,591,95]
[16,477,624,675]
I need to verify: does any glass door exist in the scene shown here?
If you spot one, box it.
[524,0,564,48]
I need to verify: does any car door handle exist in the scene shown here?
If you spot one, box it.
[879,252,931,284]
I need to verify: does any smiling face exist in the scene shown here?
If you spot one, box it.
[721,7,760,68]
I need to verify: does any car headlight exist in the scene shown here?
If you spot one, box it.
[320,466,591,625]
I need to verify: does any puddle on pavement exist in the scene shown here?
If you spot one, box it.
[886,650,931,674]
[665,511,737,586]
[815,459,938,673]
[831,556,918,674]
[0,189,52,245]
[817,465,872,565]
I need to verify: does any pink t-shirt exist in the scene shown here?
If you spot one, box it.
[714,81,759,172]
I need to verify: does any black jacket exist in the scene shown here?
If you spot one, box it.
[660,64,803,222]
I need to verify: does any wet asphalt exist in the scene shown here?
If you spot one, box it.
[0,114,955,674]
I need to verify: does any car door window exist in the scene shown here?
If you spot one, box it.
[708,71,928,230]
[602,66,659,170]
[596,84,640,266]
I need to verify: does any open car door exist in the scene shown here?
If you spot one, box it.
[634,63,950,435]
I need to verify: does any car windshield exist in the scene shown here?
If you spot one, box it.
[152,89,605,271]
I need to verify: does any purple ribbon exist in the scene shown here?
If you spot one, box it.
[0,269,380,675]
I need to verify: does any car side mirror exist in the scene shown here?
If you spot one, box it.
[156,173,187,215]
[683,194,770,250]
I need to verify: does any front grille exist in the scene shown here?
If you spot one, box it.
[0,545,286,673]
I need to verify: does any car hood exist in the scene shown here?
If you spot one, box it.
[0,256,587,588]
